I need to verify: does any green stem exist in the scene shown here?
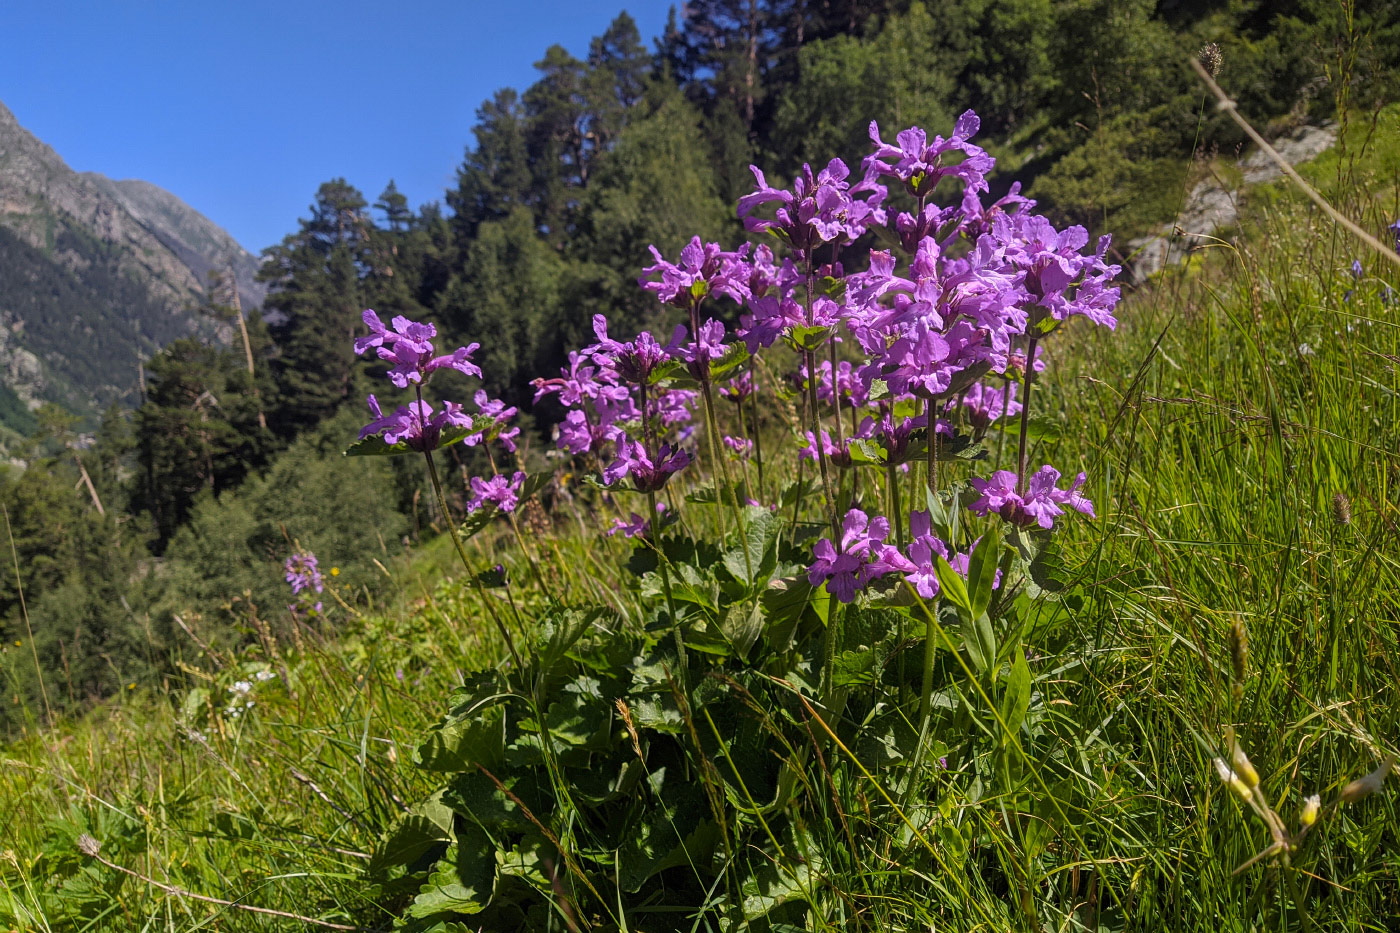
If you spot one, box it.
[1016,335,1040,495]
[423,449,522,671]
[649,489,686,672]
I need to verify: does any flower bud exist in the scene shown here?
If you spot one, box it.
[1300,794,1320,827]
[1231,742,1260,790]
[1214,757,1253,801]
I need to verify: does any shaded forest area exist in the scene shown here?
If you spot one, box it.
[3,0,1396,727]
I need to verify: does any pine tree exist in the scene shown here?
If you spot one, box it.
[259,179,375,434]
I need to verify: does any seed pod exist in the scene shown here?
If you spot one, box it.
[1231,741,1260,790]
[1332,491,1352,526]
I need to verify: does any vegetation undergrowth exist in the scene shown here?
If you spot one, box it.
[4,90,1400,933]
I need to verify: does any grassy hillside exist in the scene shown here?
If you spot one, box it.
[3,108,1399,931]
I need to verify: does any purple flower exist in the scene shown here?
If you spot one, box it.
[607,502,666,540]
[359,396,471,452]
[719,371,756,404]
[807,509,914,603]
[1351,259,1364,280]
[603,440,692,494]
[738,159,886,256]
[284,552,324,595]
[589,315,682,384]
[954,380,1020,430]
[354,309,482,388]
[464,390,520,452]
[968,466,1095,530]
[993,213,1121,330]
[723,435,754,458]
[903,511,951,599]
[863,112,995,199]
[639,237,751,310]
[468,471,525,514]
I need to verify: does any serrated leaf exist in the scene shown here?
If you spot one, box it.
[370,790,454,877]
[415,704,506,773]
[408,826,495,919]
[719,602,764,657]
[708,341,750,380]
[786,324,831,351]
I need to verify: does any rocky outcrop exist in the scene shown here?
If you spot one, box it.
[1127,123,1338,283]
[0,99,265,421]
[83,175,267,310]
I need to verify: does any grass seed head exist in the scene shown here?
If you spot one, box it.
[1199,42,1223,77]
[1331,491,1352,526]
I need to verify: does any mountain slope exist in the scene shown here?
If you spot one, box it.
[0,99,263,424]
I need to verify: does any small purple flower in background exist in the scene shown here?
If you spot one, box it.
[1351,259,1364,279]
[464,390,520,452]
[723,435,754,458]
[719,371,756,404]
[468,472,526,514]
[284,551,324,595]
[955,381,1020,430]
[1388,218,1400,253]
[607,502,667,540]
[968,466,1095,530]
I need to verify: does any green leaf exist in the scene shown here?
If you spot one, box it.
[999,649,1032,738]
[721,506,779,586]
[966,527,1001,620]
[370,790,454,877]
[415,704,506,773]
[934,556,971,616]
[786,324,831,351]
[963,613,997,675]
[344,423,475,458]
[708,341,750,381]
[407,826,495,919]
[719,601,764,657]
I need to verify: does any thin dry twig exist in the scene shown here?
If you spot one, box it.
[76,834,361,930]
[1189,57,1400,271]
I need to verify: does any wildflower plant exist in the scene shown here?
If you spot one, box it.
[350,110,1205,931]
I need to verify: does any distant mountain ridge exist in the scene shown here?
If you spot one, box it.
[0,99,264,427]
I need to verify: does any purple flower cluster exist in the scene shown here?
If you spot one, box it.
[533,110,1115,608]
[284,551,324,595]
[968,466,1096,530]
[533,315,698,493]
[808,509,1007,605]
[353,309,520,458]
[807,509,914,603]
[285,551,325,615]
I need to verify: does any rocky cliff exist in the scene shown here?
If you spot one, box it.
[0,99,264,426]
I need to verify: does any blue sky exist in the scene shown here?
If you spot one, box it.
[0,1,672,253]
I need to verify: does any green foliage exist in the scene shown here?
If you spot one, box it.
[144,409,412,646]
